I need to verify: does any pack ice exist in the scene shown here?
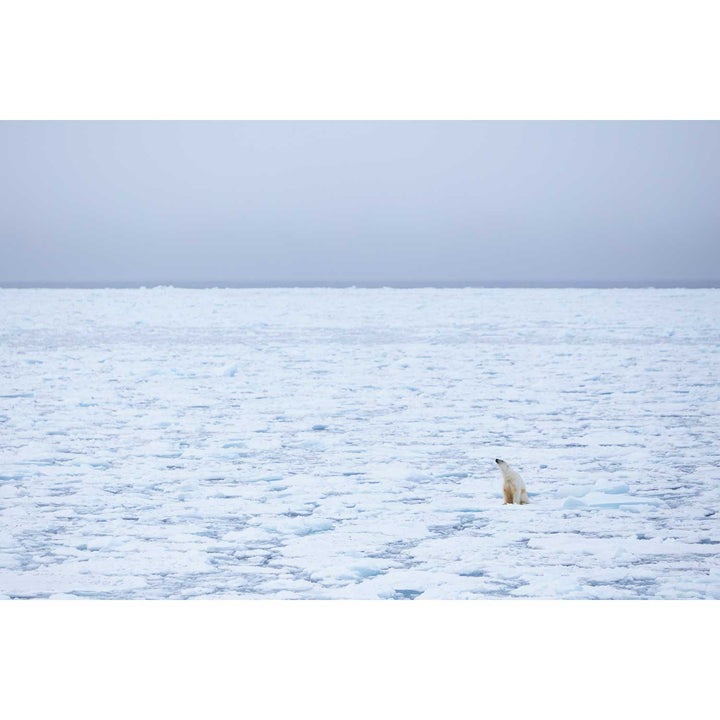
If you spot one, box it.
[0,287,718,599]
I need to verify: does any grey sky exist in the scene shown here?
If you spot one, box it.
[1,121,718,285]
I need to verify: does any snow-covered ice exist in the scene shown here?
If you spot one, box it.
[0,287,718,599]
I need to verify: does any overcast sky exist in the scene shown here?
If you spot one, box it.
[1,121,718,285]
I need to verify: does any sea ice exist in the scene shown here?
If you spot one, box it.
[0,287,718,598]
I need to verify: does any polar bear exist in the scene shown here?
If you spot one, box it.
[495,458,529,505]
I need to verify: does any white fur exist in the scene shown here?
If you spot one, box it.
[495,459,529,505]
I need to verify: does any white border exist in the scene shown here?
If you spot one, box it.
[1,1,719,119]
[2,601,717,719]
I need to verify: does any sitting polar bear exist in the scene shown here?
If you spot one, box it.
[495,458,529,505]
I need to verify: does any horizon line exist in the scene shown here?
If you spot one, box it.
[1,280,720,289]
